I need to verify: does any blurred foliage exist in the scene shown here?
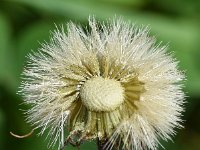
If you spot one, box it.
[0,0,200,150]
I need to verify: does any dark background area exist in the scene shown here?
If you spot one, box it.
[0,0,200,150]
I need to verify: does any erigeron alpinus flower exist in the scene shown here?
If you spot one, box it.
[19,17,185,150]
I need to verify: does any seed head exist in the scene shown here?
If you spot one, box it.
[19,17,185,150]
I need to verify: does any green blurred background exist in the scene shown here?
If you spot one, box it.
[0,0,200,150]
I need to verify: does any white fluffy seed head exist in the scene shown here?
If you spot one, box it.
[80,77,124,111]
[19,17,185,150]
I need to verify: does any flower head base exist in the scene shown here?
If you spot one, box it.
[19,17,185,150]
[80,77,124,111]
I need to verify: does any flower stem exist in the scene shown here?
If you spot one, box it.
[97,138,108,150]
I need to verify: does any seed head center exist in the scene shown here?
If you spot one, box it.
[80,77,124,112]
